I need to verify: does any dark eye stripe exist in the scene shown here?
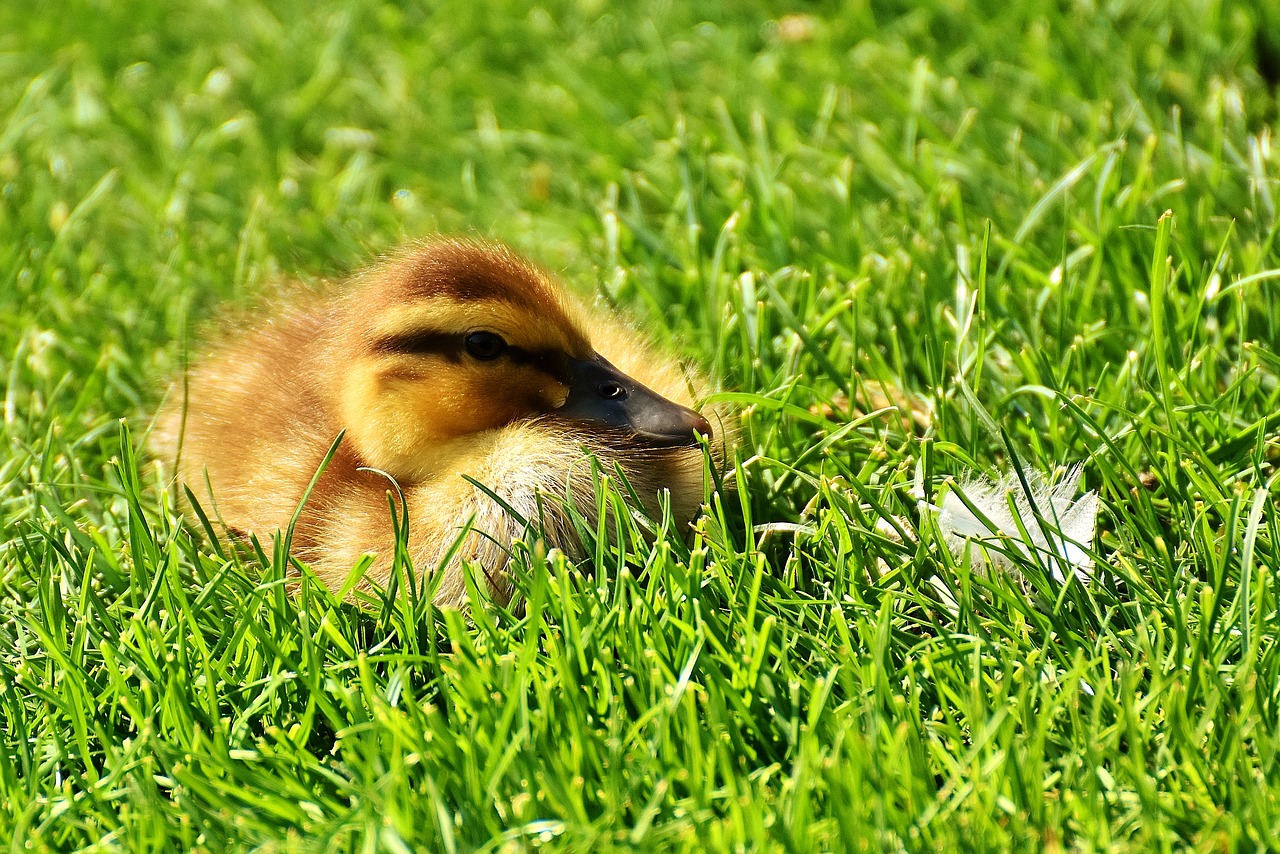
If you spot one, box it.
[507,346,570,382]
[371,333,570,383]
[372,331,463,359]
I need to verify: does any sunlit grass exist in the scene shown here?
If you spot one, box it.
[1,0,1278,849]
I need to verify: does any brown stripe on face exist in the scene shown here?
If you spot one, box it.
[372,330,465,360]
[506,345,571,384]
[370,329,572,387]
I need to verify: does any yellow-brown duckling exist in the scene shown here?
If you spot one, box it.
[154,239,722,606]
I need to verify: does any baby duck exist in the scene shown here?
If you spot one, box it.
[155,239,720,606]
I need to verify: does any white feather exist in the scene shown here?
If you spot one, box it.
[927,464,1098,584]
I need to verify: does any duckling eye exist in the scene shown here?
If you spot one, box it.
[597,380,628,400]
[465,331,507,361]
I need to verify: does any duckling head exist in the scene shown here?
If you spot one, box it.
[335,240,711,483]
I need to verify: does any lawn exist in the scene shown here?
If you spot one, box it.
[2,0,1278,850]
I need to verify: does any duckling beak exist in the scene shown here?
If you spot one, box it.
[556,355,712,448]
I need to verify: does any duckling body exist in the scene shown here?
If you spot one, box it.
[156,240,719,605]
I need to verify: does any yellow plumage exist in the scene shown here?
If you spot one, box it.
[154,239,724,606]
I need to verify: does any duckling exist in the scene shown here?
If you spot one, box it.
[154,239,722,606]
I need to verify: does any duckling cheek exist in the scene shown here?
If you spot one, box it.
[339,372,493,474]
[423,380,519,434]
[431,374,559,435]
[497,366,567,414]
[540,381,570,411]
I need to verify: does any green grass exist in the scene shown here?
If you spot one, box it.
[2,0,1279,849]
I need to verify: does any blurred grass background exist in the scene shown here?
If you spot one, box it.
[1,0,1279,850]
